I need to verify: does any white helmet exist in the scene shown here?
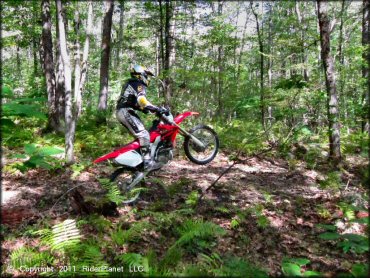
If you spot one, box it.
[130,64,154,86]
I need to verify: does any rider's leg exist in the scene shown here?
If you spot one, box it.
[116,108,157,170]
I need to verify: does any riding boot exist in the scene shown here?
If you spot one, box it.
[141,146,160,171]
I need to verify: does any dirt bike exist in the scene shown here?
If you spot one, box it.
[93,109,219,204]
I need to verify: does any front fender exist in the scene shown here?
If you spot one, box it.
[174,111,199,124]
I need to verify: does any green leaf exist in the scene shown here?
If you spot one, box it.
[39,146,64,156]
[1,118,15,127]
[315,224,337,231]
[318,232,340,240]
[12,97,47,103]
[350,217,369,225]
[230,219,239,229]
[3,103,46,119]
[24,144,37,155]
[11,154,27,159]
[282,262,302,276]
[2,85,14,98]
[288,258,310,267]
[303,271,322,277]
[341,234,367,243]
[351,263,369,278]
[28,156,52,170]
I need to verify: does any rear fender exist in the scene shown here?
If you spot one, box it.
[93,140,140,164]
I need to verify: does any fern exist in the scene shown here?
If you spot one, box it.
[111,226,126,246]
[159,246,183,270]
[185,190,200,207]
[35,219,81,251]
[85,214,111,234]
[175,219,226,247]
[58,243,109,277]
[117,253,148,267]
[99,178,146,204]
[215,256,268,278]
[10,247,54,269]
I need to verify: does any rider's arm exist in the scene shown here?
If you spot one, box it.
[137,88,159,112]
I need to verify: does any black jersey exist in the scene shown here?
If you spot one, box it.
[116,78,147,110]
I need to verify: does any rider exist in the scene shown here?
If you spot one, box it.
[116,64,166,171]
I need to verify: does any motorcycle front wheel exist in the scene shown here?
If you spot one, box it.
[110,168,145,205]
[184,124,219,165]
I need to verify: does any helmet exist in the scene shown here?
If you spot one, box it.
[130,64,154,86]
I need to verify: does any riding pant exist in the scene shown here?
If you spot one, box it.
[116,108,150,148]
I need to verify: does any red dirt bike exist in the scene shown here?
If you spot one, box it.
[93,109,219,204]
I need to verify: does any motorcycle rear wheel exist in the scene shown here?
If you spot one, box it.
[184,124,219,165]
[110,168,144,205]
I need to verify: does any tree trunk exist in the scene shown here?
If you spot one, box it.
[236,6,249,87]
[156,31,160,78]
[32,1,40,77]
[16,42,21,78]
[362,0,370,134]
[217,1,224,116]
[56,0,75,164]
[365,0,370,163]
[98,0,114,111]
[337,0,349,134]
[317,0,341,162]
[55,4,66,127]
[159,0,165,71]
[295,2,309,82]
[164,0,175,108]
[73,5,81,119]
[115,0,124,68]
[78,1,93,117]
[251,2,265,129]
[41,0,60,132]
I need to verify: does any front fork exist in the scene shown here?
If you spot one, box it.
[161,116,206,150]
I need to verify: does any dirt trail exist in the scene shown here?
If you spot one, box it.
[1,152,368,275]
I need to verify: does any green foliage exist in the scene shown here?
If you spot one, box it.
[215,256,268,277]
[318,221,369,254]
[9,143,64,172]
[337,202,357,221]
[84,214,112,234]
[35,219,81,251]
[185,190,200,207]
[173,219,225,253]
[99,178,127,205]
[71,162,89,179]
[117,253,149,272]
[282,258,321,277]
[166,177,191,197]
[230,218,240,229]
[315,204,332,219]
[338,234,369,254]
[244,203,270,229]
[319,172,342,191]
[215,120,265,153]
[10,247,54,270]
[3,100,47,119]
[350,263,369,278]
[275,75,307,90]
[110,226,126,246]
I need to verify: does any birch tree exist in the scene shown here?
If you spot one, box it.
[56,0,75,164]
[98,0,114,111]
[317,0,341,161]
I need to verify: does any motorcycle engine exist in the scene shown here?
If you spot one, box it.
[155,147,173,166]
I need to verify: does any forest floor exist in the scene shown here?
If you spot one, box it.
[1,151,368,276]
